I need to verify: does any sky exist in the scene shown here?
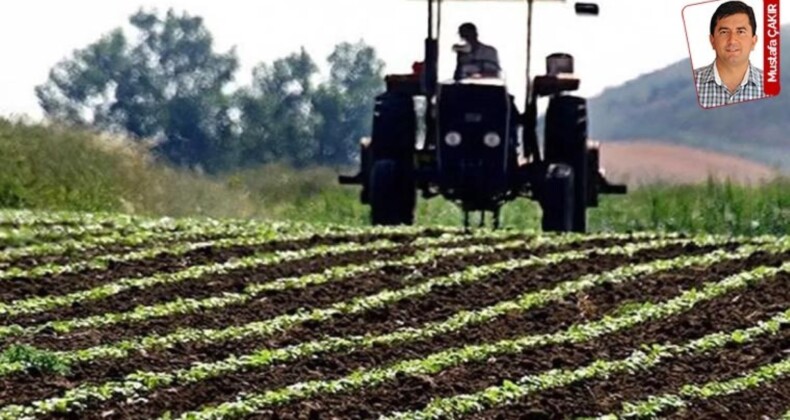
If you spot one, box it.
[1,0,787,119]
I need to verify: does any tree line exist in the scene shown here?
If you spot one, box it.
[36,9,385,172]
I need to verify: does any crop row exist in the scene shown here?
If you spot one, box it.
[0,236,775,418]
[0,210,310,232]
[0,234,677,372]
[1,220,138,249]
[91,240,783,407]
[0,234,497,343]
[0,213,267,252]
[156,263,790,418]
[0,223,403,282]
[0,209,150,227]
[592,355,790,418]
[0,230,671,322]
[0,235,442,324]
[0,220,465,281]
[384,300,790,420]
[0,231,604,345]
[0,212,454,265]
[0,218,277,264]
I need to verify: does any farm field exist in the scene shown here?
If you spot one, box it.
[0,209,789,419]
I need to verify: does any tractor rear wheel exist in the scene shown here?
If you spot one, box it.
[545,96,588,232]
[369,159,415,225]
[540,163,575,233]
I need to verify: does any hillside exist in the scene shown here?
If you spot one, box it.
[587,25,790,170]
[599,141,779,186]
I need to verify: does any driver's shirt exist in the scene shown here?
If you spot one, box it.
[455,43,500,79]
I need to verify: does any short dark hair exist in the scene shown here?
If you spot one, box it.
[709,1,757,36]
[459,22,478,39]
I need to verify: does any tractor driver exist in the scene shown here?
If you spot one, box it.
[453,23,501,80]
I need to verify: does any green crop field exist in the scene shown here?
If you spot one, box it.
[0,209,788,419]
[1,5,789,418]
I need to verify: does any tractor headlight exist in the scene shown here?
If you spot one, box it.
[445,131,462,147]
[483,132,501,148]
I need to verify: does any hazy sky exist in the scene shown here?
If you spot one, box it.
[1,0,786,119]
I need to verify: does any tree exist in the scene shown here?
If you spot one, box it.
[36,9,239,172]
[234,48,320,167]
[37,7,387,170]
[234,41,384,168]
[313,41,385,165]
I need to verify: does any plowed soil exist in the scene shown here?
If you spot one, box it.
[0,227,787,420]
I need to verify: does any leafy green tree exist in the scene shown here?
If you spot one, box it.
[234,48,320,167]
[37,7,387,170]
[235,41,384,168]
[36,9,238,172]
[314,41,385,165]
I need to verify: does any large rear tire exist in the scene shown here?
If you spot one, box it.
[369,159,415,225]
[545,96,588,232]
[540,164,575,233]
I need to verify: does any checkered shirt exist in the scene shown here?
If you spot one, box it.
[694,61,765,108]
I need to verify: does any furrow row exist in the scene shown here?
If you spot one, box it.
[0,235,452,329]
[592,356,790,419]
[1,234,488,343]
[74,240,785,419]
[167,256,788,419]
[0,237,739,417]
[379,264,790,419]
[386,304,790,420]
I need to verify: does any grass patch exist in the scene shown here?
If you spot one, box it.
[1,117,787,235]
[592,177,790,235]
[0,118,259,219]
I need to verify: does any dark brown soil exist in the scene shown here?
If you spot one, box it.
[510,317,789,418]
[12,237,625,351]
[24,244,779,418]
[253,271,790,419]
[281,243,735,343]
[1,236,306,304]
[2,232,784,420]
[664,376,790,419]
[6,245,418,327]
[0,237,661,408]
[473,317,790,418]
[0,231,436,309]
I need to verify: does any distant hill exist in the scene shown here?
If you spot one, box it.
[587,25,790,171]
[598,141,779,187]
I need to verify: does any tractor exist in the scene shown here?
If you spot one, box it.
[339,0,626,232]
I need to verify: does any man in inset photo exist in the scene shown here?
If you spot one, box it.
[694,0,766,108]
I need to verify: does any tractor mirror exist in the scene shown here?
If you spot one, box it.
[574,3,599,15]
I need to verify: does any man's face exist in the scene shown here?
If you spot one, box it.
[709,12,757,67]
